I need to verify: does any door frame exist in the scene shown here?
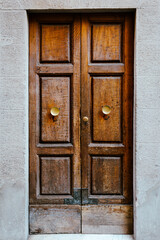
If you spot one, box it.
[28,11,134,235]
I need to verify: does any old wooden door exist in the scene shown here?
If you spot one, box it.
[29,13,134,234]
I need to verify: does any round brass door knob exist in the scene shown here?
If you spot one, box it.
[83,116,89,122]
[102,105,111,115]
[50,107,60,116]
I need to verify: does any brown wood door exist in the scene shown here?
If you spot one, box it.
[29,13,134,234]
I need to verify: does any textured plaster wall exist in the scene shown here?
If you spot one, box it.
[0,9,29,240]
[134,5,160,239]
[0,1,160,240]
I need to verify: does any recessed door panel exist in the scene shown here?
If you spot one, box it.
[41,77,70,143]
[41,24,71,62]
[91,156,122,195]
[92,24,122,62]
[92,76,121,142]
[40,156,71,195]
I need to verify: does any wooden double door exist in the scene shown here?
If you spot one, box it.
[29,13,134,234]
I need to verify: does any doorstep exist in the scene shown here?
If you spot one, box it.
[29,234,134,240]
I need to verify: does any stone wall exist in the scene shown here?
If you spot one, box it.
[0,1,160,240]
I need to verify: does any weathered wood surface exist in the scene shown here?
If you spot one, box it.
[92,24,122,62]
[82,205,133,234]
[29,13,134,234]
[92,76,121,142]
[30,205,81,234]
[81,13,134,206]
[41,24,70,62]
[40,157,71,194]
[91,156,122,194]
[41,77,70,142]
[29,14,81,209]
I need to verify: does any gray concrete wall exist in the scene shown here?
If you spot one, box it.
[0,1,160,240]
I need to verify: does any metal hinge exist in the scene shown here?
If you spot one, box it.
[64,188,98,205]
[82,188,98,205]
[64,188,81,205]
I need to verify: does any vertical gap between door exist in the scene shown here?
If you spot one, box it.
[80,13,82,234]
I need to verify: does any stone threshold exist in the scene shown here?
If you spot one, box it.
[29,234,134,240]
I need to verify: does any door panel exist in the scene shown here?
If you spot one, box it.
[92,76,121,142]
[82,205,133,234]
[91,156,122,195]
[41,77,70,142]
[92,24,122,62]
[30,205,81,234]
[40,156,71,195]
[41,24,71,62]
[81,13,134,233]
[29,14,81,233]
[29,13,134,234]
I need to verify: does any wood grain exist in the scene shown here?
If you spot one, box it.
[41,24,70,62]
[36,64,73,75]
[41,77,70,142]
[88,63,124,74]
[81,13,134,209]
[92,76,121,142]
[29,13,134,234]
[91,156,122,194]
[82,205,133,234]
[29,14,81,209]
[92,24,122,62]
[40,157,71,195]
[30,205,81,234]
